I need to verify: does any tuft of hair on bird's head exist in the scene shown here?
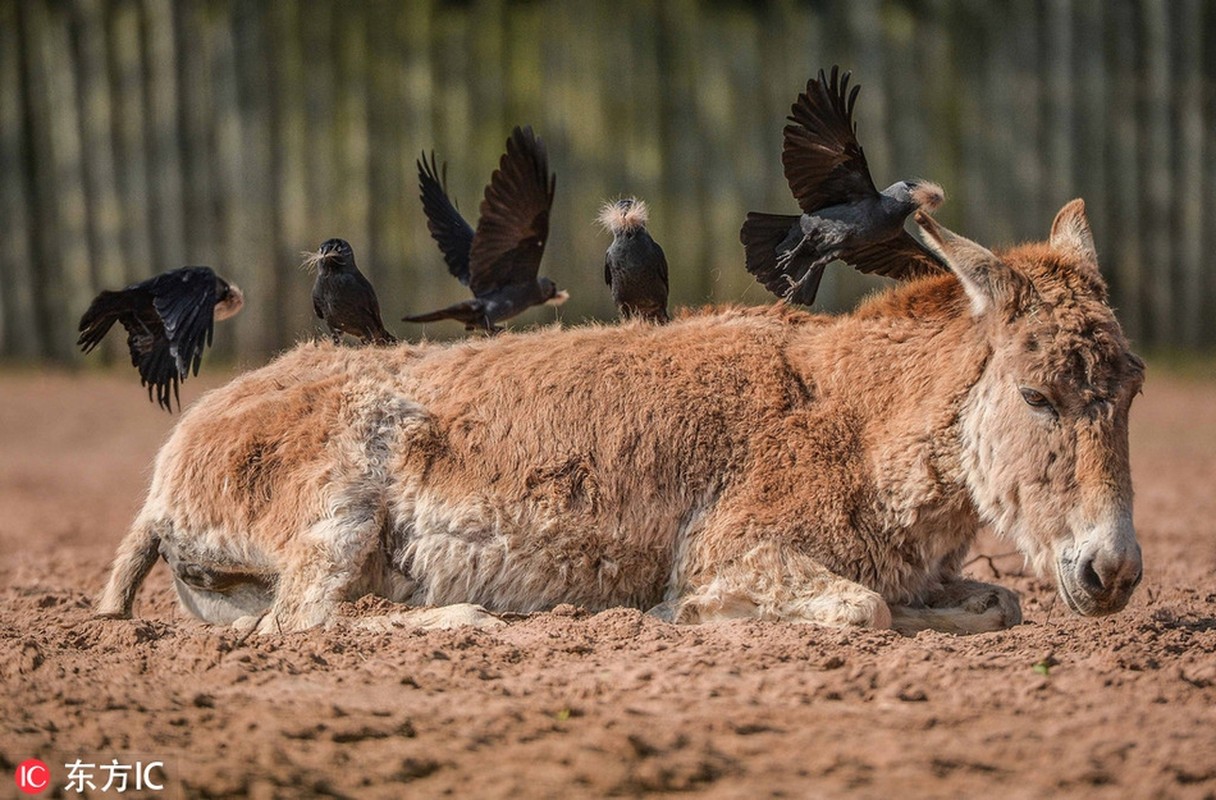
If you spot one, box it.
[908,180,945,213]
[300,238,354,272]
[214,281,245,321]
[539,277,570,306]
[597,197,650,234]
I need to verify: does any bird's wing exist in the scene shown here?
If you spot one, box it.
[77,287,143,353]
[468,126,555,296]
[351,271,397,343]
[418,152,475,286]
[782,66,878,213]
[837,230,948,280]
[604,254,613,287]
[150,266,220,381]
[126,323,180,411]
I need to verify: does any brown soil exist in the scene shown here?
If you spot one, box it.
[2,368,1214,799]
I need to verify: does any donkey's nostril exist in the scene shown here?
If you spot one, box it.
[1079,558,1105,595]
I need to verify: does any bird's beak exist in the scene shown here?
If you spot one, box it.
[546,290,570,307]
[215,284,245,321]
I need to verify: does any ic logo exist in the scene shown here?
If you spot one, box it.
[15,759,50,795]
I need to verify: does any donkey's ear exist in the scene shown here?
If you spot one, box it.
[1050,199,1098,264]
[914,212,1016,316]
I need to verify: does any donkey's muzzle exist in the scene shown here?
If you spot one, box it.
[1058,528,1143,616]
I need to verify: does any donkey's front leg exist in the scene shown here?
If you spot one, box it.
[674,539,892,628]
[890,578,1022,635]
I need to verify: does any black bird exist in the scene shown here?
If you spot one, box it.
[405,126,568,334]
[304,238,396,345]
[740,66,947,306]
[598,197,669,323]
[77,266,244,412]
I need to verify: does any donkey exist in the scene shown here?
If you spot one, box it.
[96,201,1143,635]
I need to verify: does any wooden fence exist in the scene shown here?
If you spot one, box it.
[1,0,1214,365]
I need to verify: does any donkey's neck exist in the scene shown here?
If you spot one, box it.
[790,277,991,518]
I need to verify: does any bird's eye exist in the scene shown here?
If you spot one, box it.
[1020,387,1055,413]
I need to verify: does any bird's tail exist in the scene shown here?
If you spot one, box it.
[739,212,824,306]
[95,515,163,619]
[402,299,486,327]
[76,290,128,353]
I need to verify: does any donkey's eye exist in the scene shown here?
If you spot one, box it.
[1020,387,1054,412]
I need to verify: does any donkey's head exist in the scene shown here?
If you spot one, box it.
[918,201,1145,616]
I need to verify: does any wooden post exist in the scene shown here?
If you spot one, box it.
[77,0,128,364]
[1074,0,1107,256]
[108,0,155,286]
[1045,0,1074,209]
[1010,0,1043,240]
[1170,0,1204,349]
[335,1,372,287]
[365,0,408,333]
[231,1,276,359]
[174,1,218,269]
[657,0,707,307]
[23,0,92,361]
[300,0,339,331]
[1107,0,1143,344]
[144,0,186,268]
[398,0,435,315]
[210,1,244,361]
[1141,0,1172,346]
[0,1,39,358]
[267,0,313,345]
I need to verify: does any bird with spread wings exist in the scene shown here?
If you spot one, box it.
[405,126,568,334]
[77,267,244,412]
[741,66,948,306]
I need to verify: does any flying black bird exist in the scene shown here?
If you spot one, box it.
[77,266,244,412]
[405,126,568,334]
[303,238,396,345]
[598,197,669,324]
[740,66,948,306]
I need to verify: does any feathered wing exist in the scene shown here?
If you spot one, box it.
[129,327,181,411]
[350,270,397,344]
[151,267,219,381]
[77,288,140,354]
[418,152,475,286]
[468,126,555,296]
[77,266,233,411]
[782,66,878,213]
[838,230,948,280]
[78,278,180,410]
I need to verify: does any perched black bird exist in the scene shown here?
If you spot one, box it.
[598,198,669,324]
[303,238,396,345]
[77,266,244,412]
[405,126,568,334]
[741,66,947,306]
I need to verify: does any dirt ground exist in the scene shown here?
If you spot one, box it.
[1,367,1214,799]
